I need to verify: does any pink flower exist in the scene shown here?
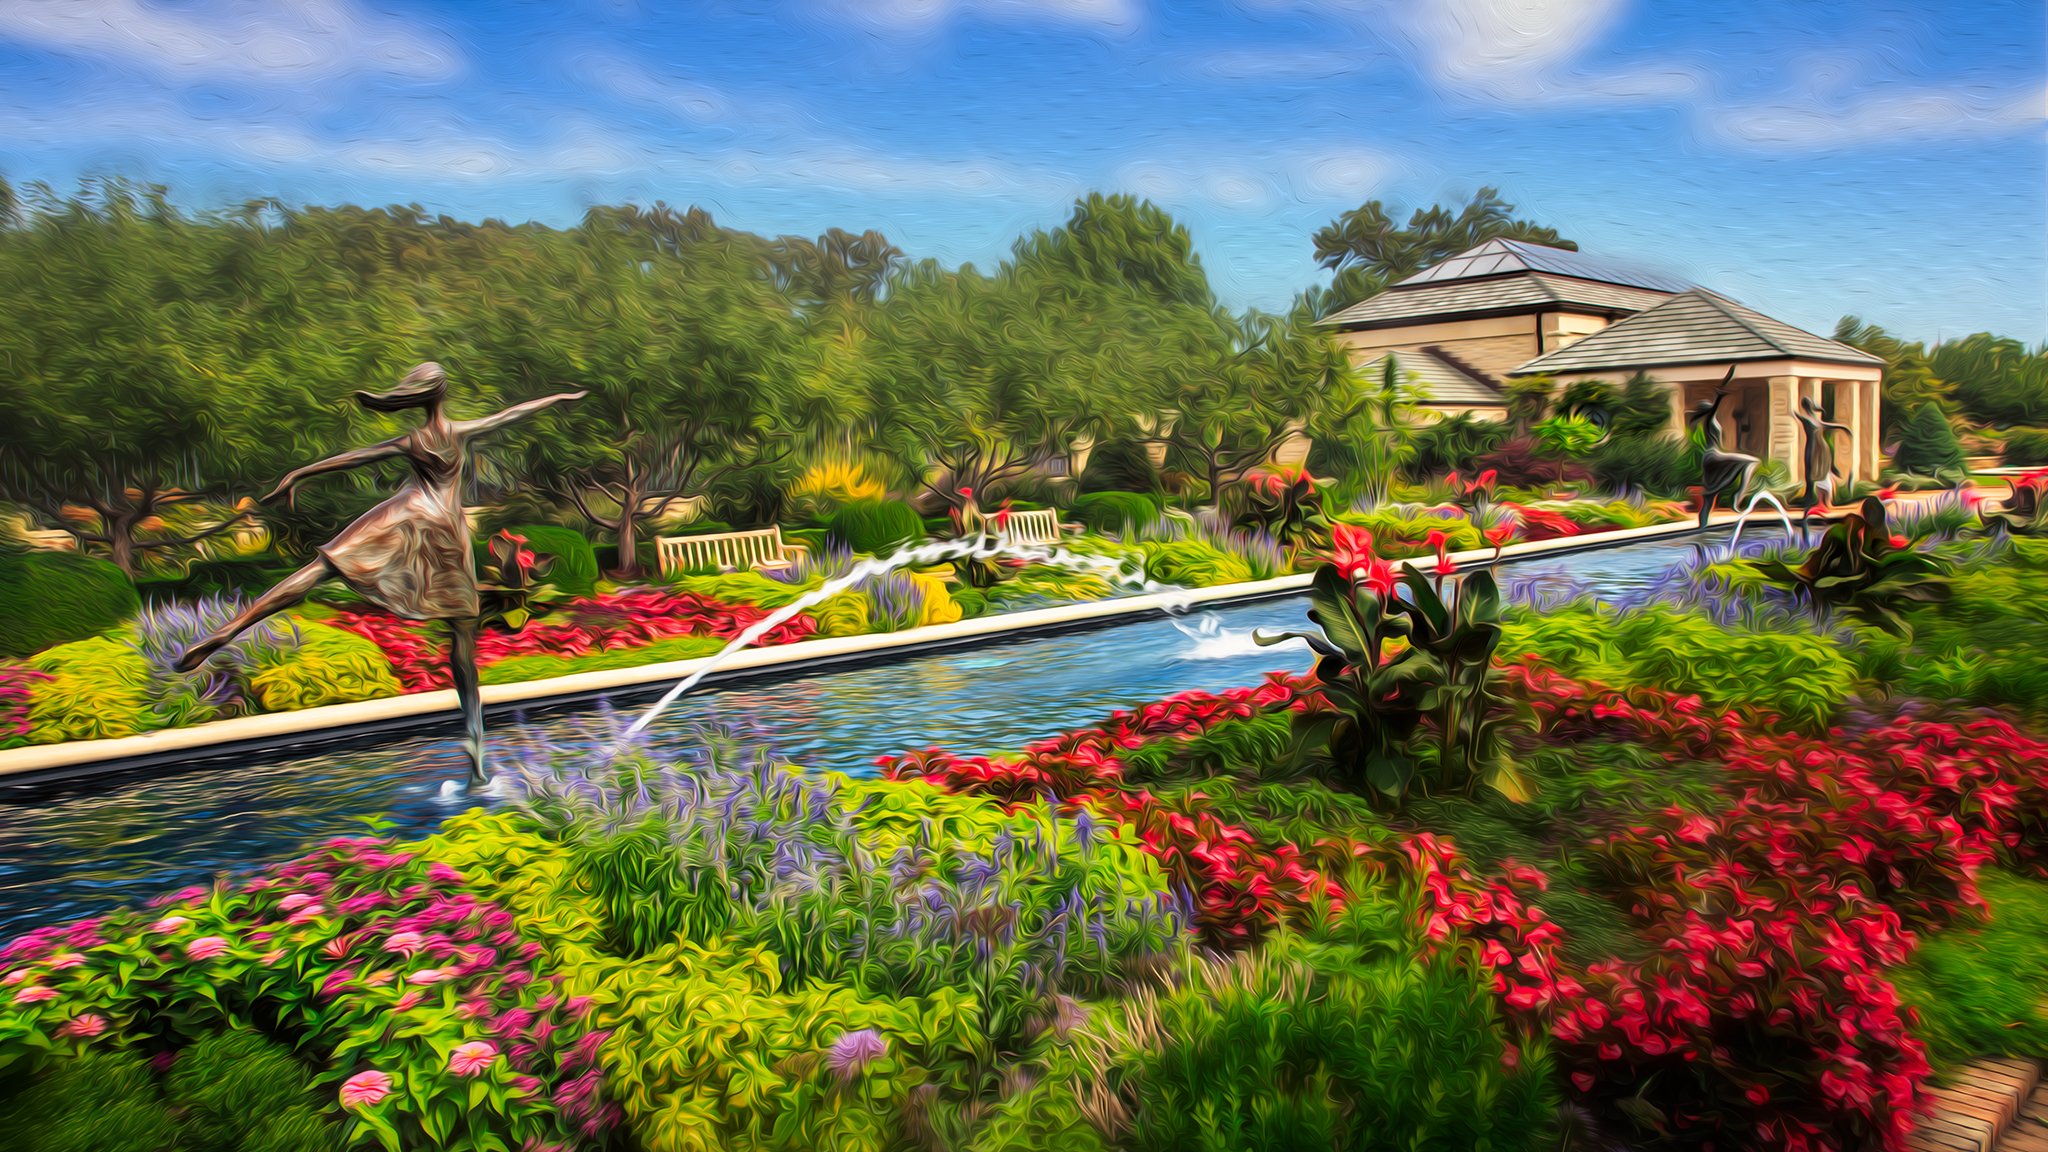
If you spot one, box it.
[364,969,395,987]
[278,892,318,912]
[448,1041,499,1077]
[826,1028,888,1083]
[184,936,229,961]
[3,968,32,985]
[383,931,425,957]
[393,990,423,1011]
[59,1013,107,1038]
[149,916,189,933]
[45,952,84,970]
[426,863,463,885]
[259,949,285,965]
[339,1069,393,1108]
[13,985,56,1004]
[407,968,452,985]
[287,906,327,925]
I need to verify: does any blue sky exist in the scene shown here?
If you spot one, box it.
[0,0,2041,341]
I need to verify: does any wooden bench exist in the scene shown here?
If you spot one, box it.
[656,527,808,576]
[995,508,1078,548]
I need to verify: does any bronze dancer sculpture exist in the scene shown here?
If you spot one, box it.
[175,362,584,782]
[1686,368,1760,529]
[1793,394,1853,539]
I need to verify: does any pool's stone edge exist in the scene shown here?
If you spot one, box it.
[0,512,1811,782]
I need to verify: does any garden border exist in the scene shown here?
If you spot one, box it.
[0,510,1832,790]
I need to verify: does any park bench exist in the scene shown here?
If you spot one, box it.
[656,527,808,576]
[994,508,1079,548]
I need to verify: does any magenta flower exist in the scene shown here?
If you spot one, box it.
[448,1041,499,1077]
[826,1028,888,1083]
[393,990,423,1012]
[59,1013,107,1039]
[427,863,463,884]
[339,1069,393,1108]
[12,985,56,1004]
[278,892,317,912]
[383,930,425,956]
[184,936,229,961]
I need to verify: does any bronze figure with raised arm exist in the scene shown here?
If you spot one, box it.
[174,361,584,782]
[1685,366,1761,530]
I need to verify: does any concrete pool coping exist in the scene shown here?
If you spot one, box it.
[0,510,1816,786]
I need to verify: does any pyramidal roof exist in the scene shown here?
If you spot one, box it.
[1395,238,1697,295]
[1510,288,1885,375]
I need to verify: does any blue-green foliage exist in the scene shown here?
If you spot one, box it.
[1070,491,1162,535]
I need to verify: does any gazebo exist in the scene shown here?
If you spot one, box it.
[1509,288,1886,486]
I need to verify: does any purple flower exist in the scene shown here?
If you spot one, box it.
[826,1028,888,1082]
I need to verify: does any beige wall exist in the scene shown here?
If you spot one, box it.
[1336,314,1540,381]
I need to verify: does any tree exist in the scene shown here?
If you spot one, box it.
[1833,317,1950,438]
[1009,192,1213,310]
[1895,403,1963,475]
[1129,311,1340,508]
[0,181,297,575]
[491,216,802,578]
[861,260,1110,506]
[1307,188,1573,318]
[1311,353,1415,507]
[1930,333,2048,427]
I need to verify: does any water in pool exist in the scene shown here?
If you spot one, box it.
[0,527,1762,936]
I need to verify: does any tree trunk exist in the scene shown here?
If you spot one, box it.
[611,480,645,581]
[107,510,140,578]
[1208,458,1226,512]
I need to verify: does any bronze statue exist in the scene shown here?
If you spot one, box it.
[175,362,584,782]
[1794,395,1852,508]
[1686,367,1760,529]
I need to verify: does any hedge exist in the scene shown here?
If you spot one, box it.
[0,547,138,658]
[826,500,925,555]
[1071,492,1161,534]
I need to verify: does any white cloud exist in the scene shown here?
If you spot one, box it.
[1188,47,1374,81]
[822,0,1141,34]
[1712,80,2047,148]
[1115,144,1397,209]
[0,0,459,84]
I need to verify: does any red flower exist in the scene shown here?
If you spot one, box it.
[1886,534,1909,550]
[1484,524,1515,550]
[1330,523,1377,583]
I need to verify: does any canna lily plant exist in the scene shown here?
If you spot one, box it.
[1257,525,1517,805]
[476,530,563,631]
[1752,495,1951,634]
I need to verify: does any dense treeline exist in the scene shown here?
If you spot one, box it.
[0,180,1363,577]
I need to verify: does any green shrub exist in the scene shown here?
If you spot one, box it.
[2002,427,2048,467]
[137,555,296,600]
[1113,923,1555,1152]
[0,547,138,657]
[1405,413,1510,479]
[1070,491,1161,535]
[24,636,151,742]
[1893,870,2048,1070]
[669,571,809,607]
[1503,603,1855,729]
[1852,539,2048,720]
[1139,539,1253,587]
[247,619,402,711]
[1332,509,1484,556]
[1590,433,1698,497]
[949,585,987,618]
[826,499,925,555]
[1896,403,1964,474]
[1078,437,1161,494]
[495,524,599,597]
[0,1028,338,1152]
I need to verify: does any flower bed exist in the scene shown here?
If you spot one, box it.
[328,587,820,691]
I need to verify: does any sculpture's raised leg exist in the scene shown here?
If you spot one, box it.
[448,616,486,783]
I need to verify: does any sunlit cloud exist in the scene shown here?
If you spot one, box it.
[0,0,460,84]
[1711,79,2047,148]
[820,0,1142,33]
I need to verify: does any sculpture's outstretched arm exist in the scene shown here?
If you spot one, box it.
[264,439,406,503]
[459,390,587,438]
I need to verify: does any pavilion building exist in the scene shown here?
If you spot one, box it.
[1318,238,1885,486]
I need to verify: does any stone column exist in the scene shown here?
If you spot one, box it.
[1839,378,1862,484]
[1667,381,1690,442]
[1863,380,1884,479]
[1767,375,1801,487]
